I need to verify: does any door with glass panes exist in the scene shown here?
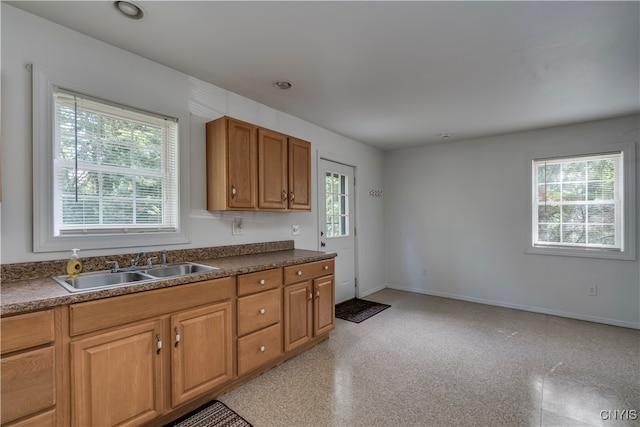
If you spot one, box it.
[318,159,356,303]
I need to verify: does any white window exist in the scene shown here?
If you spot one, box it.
[325,171,349,237]
[53,89,178,236]
[527,143,636,260]
[33,65,190,252]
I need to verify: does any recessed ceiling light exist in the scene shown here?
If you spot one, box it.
[273,81,293,90]
[114,1,144,19]
[440,133,453,139]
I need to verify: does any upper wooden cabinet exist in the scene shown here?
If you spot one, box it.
[207,116,311,211]
[207,117,258,210]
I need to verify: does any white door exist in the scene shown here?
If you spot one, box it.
[318,159,356,303]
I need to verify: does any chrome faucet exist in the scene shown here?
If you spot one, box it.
[161,249,168,267]
[131,251,145,268]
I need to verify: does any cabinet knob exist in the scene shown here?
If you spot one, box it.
[259,308,265,315]
[259,279,265,285]
[308,292,313,301]
[282,190,288,201]
[297,271,302,276]
[174,327,180,348]
[324,265,329,270]
[156,333,162,355]
[259,346,265,352]
[290,192,295,201]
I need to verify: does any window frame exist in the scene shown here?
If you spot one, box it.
[33,65,191,253]
[525,142,636,260]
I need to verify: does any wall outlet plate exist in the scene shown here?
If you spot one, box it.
[232,219,243,235]
[292,225,300,236]
[588,285,597,296]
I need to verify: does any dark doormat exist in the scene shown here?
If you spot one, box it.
[165,400,252,427]
[335,298,391,323]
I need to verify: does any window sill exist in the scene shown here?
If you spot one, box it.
[526,245,635,261]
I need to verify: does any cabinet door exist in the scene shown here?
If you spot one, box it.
[227,118,257,209]
[283,281,313,352]
[258,129,288,210]
[288,137,311,210]
[314,276,335,336]
[171,301,233,407]
[71,320,163,427]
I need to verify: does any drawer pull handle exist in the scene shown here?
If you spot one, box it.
[156,333,162,355]
[259,309,265,315]
[259,279,265,285]
[174,327,180,347]
[324,265,329,270]
[297,271,302,276]
[259,346,265,352]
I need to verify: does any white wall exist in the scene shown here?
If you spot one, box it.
[384,115,640,328]
[0,4,385,297]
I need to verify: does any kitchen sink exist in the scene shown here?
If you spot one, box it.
[142,262,219,278]
[53,262,219,293]
[53,270,156,293]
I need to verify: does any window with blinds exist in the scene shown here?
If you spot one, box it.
[53,89,178,235]
[532,152,623,250]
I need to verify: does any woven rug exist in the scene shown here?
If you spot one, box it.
[165,400,252,427]
[335,298,391,323]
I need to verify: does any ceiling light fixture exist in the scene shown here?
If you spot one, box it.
[440,133,453,139]
[273,81,293,90]
[114,1,144,19]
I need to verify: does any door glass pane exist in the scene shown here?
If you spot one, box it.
[325,171,349,237]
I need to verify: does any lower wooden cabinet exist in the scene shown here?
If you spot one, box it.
[283,260,335,353]
[71,320,164,426]
[171,301,233,407]
[0,309,58,426]
[68,277,235,426]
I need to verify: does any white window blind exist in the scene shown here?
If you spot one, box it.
[532,152,623,250]
[53,88,179,236]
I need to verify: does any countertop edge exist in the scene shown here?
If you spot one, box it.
[1,250,336,316]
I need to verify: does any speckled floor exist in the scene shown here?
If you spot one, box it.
[220,289,640,427]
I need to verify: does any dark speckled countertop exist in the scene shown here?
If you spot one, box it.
[1,242,336,316]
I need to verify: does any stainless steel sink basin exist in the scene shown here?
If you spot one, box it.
[53,270,155,292]
[143,262,218,278]
[53,262,219,292]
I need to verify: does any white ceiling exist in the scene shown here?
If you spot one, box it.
[8,1,640,150]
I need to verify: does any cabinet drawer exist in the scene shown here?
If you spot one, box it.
[284,259,334,284]
[70,277,235,336]
[237,288,281,337]
[1,310,54,354]
[6,409,55,427]
[237,323,282,376]
[237,268,282,296]
[1,347,55,423]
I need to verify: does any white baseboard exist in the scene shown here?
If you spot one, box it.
[382,284,640,330]
[358,285,387,299]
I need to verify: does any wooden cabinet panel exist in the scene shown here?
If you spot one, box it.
[70,277,234,336]
[171,302,234,407]
[71,320,163,427]
[314,276,335,336]
[5,409,55,427]
[284,259,335,285]
[206,117,257,210]
[237,323,282,376]
[288,137,311,210]
[227,118,258,209]
[237,288,281,337]
[258,129,288,210]
[237,268,282,297]
[283,281,313,352]
[1,310,54,354]
[1,347,55,424]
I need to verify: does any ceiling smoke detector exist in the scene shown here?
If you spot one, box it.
[114,1,144,19]
[273,81,293,90]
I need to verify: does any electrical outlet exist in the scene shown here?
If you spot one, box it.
[292,224,300,236]
[588,285,597,296]
[232,218,243,235]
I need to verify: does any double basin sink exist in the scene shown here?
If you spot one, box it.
[53,262,219,293]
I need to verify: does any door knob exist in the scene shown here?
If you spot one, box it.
[321,242,326,247]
